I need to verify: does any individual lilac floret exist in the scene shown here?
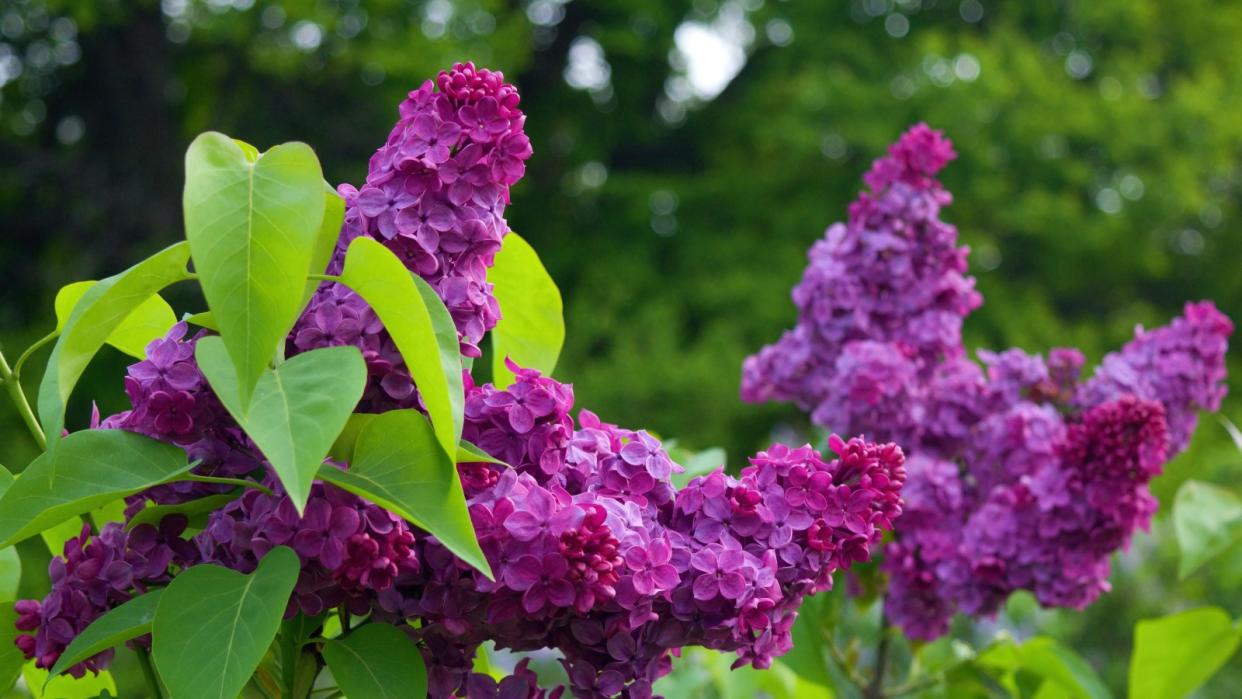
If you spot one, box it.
[743,123,1233,641]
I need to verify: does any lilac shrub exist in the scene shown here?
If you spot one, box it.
[742,124,1233,640]
[11,64,907,697]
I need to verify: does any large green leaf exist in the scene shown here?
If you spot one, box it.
[38,242,191,442]
[338,237,464,459]
[317,410,489,578]
[49,590,163,678]
[183,132,328,407]
[153,546,300,699]
[0,429,191,548]
[0,603,21,693]
[197,338,366,513]
[331,414,504,467]
[1128,607,1241,699]
[322,623,428,699]
[53,281,177,360]
[488,232,565,388]
[1173,480,1242,579]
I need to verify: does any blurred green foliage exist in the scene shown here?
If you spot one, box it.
[1,0,1239,696]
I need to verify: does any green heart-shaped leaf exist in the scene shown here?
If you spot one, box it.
[38,242,191,442]
[197,338,367,513]
[338,237,464,460]
[0,430,191,548]
[323,623,427,699]
[183,132,328,406]
[317,409,489,578]
[49,590,163,679]
[488,232,565,388]
[152,547,300,699]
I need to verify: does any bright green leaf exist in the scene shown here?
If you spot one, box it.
[1128,607,1241,699]
[49,590,163,678]
[328,413,377,463]
[153,546,300,699]
[183,311,219,332]
[0,603,21,693]
[458,440,508,467]
[0,429,191,548]
[38,241,191,442]
[183,132,327,407]
[488,232,565,388]
[338,237,464,460]
[1173,480,1242,579]
[198,338,367,513]
[127,493,241,531]
[301,185,345,309]
[23,663,116,699]
[54,281,177,359]
[317,409,490,578]
[322,623,428,699]
[979,636,1110,699]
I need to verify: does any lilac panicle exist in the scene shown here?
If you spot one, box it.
[742,123,1233,640]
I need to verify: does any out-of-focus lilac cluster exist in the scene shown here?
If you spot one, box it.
[742,123,1234,640]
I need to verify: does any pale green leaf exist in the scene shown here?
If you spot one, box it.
[23,663,116,699]
[317,409,489,578]
[54,282,177,359]
[183,132,327,406]
[488,232,564,388]
[38,242,191,442]
[197,338,367,513]
[338,237,464,460]
[1128,607,1241,699]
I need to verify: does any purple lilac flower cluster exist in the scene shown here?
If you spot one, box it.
[364,367,905,697]
[742,124,1234,640]
[293,61,530,392]
[14,65,906,697]
[13,519,195,677]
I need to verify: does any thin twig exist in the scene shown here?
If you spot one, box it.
[865,612,891,699]
[0,347,48,449]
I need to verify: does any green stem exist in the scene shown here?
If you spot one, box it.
[135,646,164,699]
[11,331,57,378]
[184,474,274,496]
[338,605,351,635]
[307,274,342,283]
[866,613,891,699]
[280,620,299,699]
[0,347,48,450]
